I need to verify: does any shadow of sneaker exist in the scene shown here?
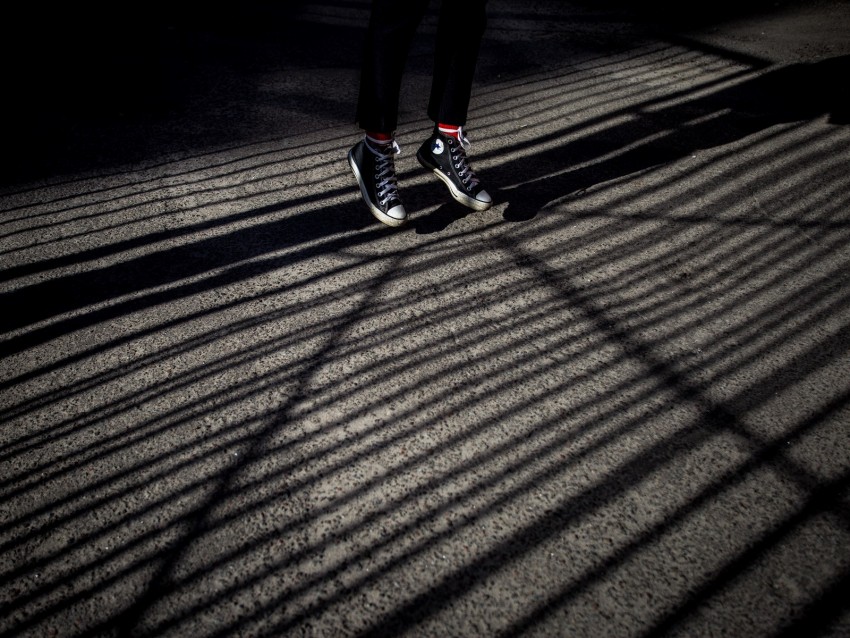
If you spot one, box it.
[414,203,470,234]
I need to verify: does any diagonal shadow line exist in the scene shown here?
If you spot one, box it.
[0,37,724,235]
[504,124,850,226]
[209,390,850,638]
[772,568,850,638]
[3,136,515,333]
[0,218,824,612]
[0,108,414,252]
[3,180,846,517]
[468,70,760,191]
[0,208,457,399]
[1,8,840,636]
[471,61,760,163]
[147,322,850,638]
[491,54,850,220]
[0,185,785,421]
[0,155,343,256]
[0,131,351,235]
[7,99,840,370]
[0,198,396,357]
[0,256,538,469]
[661,32,777,69]
[471,45,739,133]
[0,44,761,280]
[0,43,665,220]
[0,75,699,280]
[95,252,406,638]
[0,186,569,415]
[506,116,848,238]
[637,489,850,638]
[2,225,653,531]
[471,48,723,132]
[505,118,841,216]
[3,234,844,636]
[3,199,600,421]
[56,234,848,636]
[498,399,850,638]
[0,191,664,413]
[0,48,808,332]
[0,168,358,280]
[1,46,674,238]
[0,194,836,516]
[3,349,671,638]
[0,124,363,221]
[5,243,846,596]
[4,138,840,456]
[331,237,850,636]
[23,370,699,638]
[0,137,450,269]
[0,322,654,631]
[19,96,848,638]
[0,5,776,221]
[0,139,292,214]
[4,125,840,580]
[473,45,673,101]
[493,234,850,459]
[478,252,850,503]
[474,40,747,108]
[510,178,849,315]
[484,126,847,258]
[1,101,776,420]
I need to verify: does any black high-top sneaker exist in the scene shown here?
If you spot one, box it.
[416,127,492,211]
[348,136,407,227]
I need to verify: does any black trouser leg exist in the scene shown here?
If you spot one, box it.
[355,0,430,133]
[355,0,488,132]
[427,0,488,127]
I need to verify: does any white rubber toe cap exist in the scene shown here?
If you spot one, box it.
[372,203,408,227]
[387,204,407,221]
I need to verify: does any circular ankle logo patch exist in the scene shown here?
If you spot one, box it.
[432,139,444,155]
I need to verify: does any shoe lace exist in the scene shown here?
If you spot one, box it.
[366,138,402,206]
[450,127,480,189]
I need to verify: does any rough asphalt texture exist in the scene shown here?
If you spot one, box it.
[2,1,850,636]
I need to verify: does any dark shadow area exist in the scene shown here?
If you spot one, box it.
[0,194,393,357]
[3,183,849,636]
[1,0,833,186]
[497,54,850,222]
[413,201,471,235]
[0,1,364,185]
[580,0,825,28]
[2,3,850,638]
[3,47,846,349]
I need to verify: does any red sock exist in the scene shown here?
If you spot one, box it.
[365,130,393,143]
[438,123,461,139]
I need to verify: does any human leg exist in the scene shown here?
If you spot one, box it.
[350,0,431,227]
[355,0,430,134]
[418,0,492,211]
[427,0,489,127]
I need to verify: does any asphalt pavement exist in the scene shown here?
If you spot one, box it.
[2,1,850,636]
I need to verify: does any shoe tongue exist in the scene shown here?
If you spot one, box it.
[368,138,400,156]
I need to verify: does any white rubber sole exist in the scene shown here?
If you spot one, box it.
[348,150,407,227]
[417,152,492,212]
